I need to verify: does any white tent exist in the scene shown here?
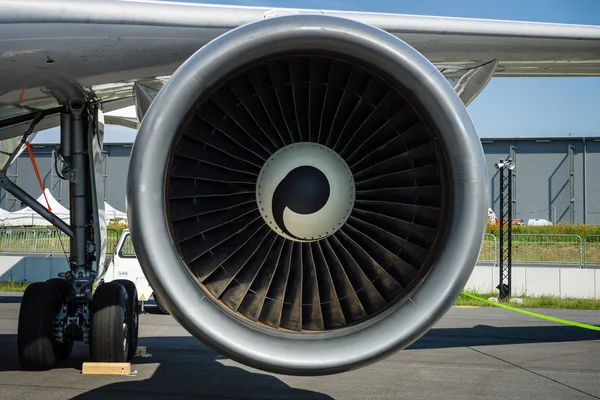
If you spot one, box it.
[1,189,70,226]
[105,201,127,222]
[0,207,10,224]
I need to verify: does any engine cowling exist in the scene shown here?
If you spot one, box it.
[127,14,488,376]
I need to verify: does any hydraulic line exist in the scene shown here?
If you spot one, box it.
[24,142,51,212]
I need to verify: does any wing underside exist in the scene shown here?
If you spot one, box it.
[0,0,598,140]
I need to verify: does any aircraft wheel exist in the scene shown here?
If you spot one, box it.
[112,279,139,360]
[17,282,61,370]
[89,282,130,362]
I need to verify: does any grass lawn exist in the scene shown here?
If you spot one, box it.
[456,290,600,310]
[0,281,29,292]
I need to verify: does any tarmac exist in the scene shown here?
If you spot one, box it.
[1,291,600,399]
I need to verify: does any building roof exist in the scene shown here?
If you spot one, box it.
[480,132,600,141]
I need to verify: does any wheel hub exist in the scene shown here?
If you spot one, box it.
[256,143,355,242]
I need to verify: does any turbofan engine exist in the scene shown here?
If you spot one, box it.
[127,14,488,376]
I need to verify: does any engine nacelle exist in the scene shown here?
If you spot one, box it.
[127,14,488,376]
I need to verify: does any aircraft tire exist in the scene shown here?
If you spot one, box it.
[17,282,61,370]
[112,279,139,361]
[46,278,71,301]
[89,282,130,362]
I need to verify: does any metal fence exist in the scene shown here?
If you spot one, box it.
[479,233,599,267]
[511,234,583,265]
[0,228,120,256]
[0,227,599,267]
[584,235,600,266]
[478,233,497,264]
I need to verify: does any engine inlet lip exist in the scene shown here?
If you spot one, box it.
[128,14,488,376]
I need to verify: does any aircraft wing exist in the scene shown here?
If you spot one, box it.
[0,0,599,140]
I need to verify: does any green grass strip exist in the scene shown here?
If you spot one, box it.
[461,291,600,331]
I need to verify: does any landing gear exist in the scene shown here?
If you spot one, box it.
[1,97,139,370]
[46,278,74,360]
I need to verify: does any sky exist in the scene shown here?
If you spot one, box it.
[174,0,600,139]
[36,0,600,143]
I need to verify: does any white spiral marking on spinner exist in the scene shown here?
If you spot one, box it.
[256,143,355,242]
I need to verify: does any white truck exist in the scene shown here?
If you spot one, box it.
[102,229,168,313]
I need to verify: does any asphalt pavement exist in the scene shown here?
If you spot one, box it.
[0,292,599,399]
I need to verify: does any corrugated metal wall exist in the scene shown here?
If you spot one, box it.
[0,144,128,213]
[483,138,600,224]
[1,138,599,224]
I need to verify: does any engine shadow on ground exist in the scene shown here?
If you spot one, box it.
[408,324,600,350]
[71,338,334,400]
[0,334,334,399]
[1,322,598,398]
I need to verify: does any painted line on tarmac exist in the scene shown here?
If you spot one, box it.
[461,292,600,332]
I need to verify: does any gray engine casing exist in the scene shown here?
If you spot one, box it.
[127,14,488,376]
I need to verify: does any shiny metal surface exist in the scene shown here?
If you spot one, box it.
[128,14,488,375]
[0,96,131,141]
[441,60,499,106]
[133,80,164,123]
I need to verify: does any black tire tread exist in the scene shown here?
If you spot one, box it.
[112,279,139,361]
[46,278,71,300]
[17,282,60,370]
[89,282,129,363]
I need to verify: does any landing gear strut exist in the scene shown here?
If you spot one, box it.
[1,98,139,370]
